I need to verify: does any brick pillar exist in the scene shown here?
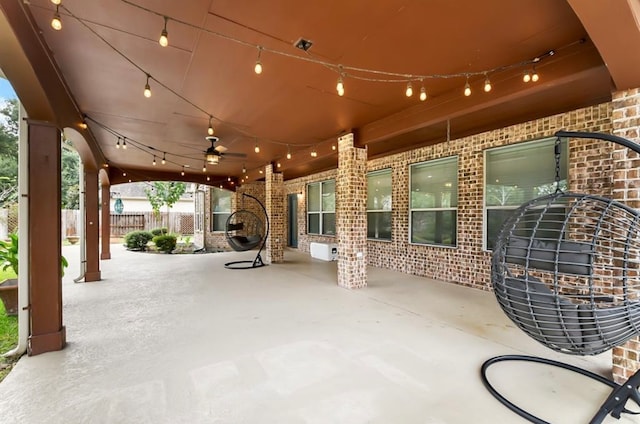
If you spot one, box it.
[611,88,640,383]
[84,170,101,281]
[265,164,285,263]
[27,120,65,355]
[336,133,367,289]
[100,183,111,260]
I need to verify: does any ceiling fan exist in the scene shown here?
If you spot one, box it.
[205,136,246,164]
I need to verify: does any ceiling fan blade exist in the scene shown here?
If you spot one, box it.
[215,145,228,153]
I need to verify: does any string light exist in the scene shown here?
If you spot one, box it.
[202,161,207,172]
[254,46,263,75]
[122,138,127,149]
[277,162,281,168]
[122,172,127,177]
[336,74,345,97]
[405,82,413,97]
[161,152,166,164]
[207,115,214,136]
[464,77,471,97]
[159,16,168,47]
[144,74,152,98]
[254,140,260,153]
[419,84,427,102]
[332,144,336,151]
[206,175,210,181]
[483,74,492,92]
[152,156,157,166]
[286,145,292,160]
[79,121,88,129]
[116,137,121,149]
[227,176,231,181]
[310,149,317,157]
[51,5,62,30]
[242,163,246,173]
[50,0,61,4]
[531,69,539,82]
[523,71,531,83]
[181,166,185,176]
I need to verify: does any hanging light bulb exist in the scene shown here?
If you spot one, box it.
[181,167,185,177]
[419,85,427,102]
[144,74,152,98]
[207,116,214,136]
[123,172,127,177]
[202,162,207,172]
[286,145,292,160]
[405,82,413,97]
[336,75,345,96]
[116,138,121,149]
[311,149,317,158]
[523,71,531,83]
[152,156,157,166]
[51,5,62,31]
[332,144,336,151]
[161,152,166,165]
[483,74,492,92]
[531,69,539,82]
[122,138,127,149]
[464,78,471,97]
[50,0,61,4]
[159,17,168,47]
[227,176,231,182]
[254,140,260,153]
[79,121,88,130]
[242,163,246,173]
[254,46,263,75]
[277,162,281,168]
[206,175,210,181]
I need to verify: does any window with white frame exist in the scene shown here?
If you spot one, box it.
[484,137,568,250]
[210,187,232,232]
[409,156,458,247]
[195,190,204,232]
[367,169,392,240]
[307,180,335,235]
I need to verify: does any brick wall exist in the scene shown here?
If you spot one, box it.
[284,169,338,253]
[365,103,613,290]
[611,88,640,382]
[265,165,285,263]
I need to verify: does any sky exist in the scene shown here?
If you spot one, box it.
[0,78,17,100]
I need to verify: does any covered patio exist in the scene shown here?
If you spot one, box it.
[0,245,633,423]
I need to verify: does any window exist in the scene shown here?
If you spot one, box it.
[210,187,232,232]
[367,169,392,240]
[195,190,204,232]
[484,137,568,250]
[307,180,335,235]
[409,157,458,247]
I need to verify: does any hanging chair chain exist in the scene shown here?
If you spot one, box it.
[554,137,563,193]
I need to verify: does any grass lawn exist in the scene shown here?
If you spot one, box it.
[0,268,19,383]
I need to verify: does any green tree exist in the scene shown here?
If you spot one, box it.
[144,181,186,230]
[0,99,18,208]
[61,141,80,209]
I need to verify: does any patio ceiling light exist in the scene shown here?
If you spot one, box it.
[51,5,62,31]
[143,74,152,98]
[254,46,263,75]
[159,17,168,47]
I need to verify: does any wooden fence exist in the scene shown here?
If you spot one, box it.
[59,210,194,238]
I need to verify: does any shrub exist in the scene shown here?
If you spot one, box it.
[124,231,153,251]
[151,227,168,237]
[153,234,177,254]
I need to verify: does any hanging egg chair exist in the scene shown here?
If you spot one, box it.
[224,193,269,269]
[481,131,640,424]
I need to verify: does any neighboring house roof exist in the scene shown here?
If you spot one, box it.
[111,182,193,200]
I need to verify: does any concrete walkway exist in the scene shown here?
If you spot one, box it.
[0,245,635,423]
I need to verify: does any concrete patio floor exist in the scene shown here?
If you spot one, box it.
[0,245,637,423]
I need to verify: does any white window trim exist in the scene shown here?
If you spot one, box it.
[307,179,336,236]
[408,156,458,248]
[367,168,392,241]
[482,137,568,252]
[211,187,232,233]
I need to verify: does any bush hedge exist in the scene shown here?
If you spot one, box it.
[153,234,177,253]
[124,230,154,251]
[151,227,169,237]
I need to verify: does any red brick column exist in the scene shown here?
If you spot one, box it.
[27,120,65,355]
[336,133,367,289]
[611,87,640,382]
[265,164,285,263]
[100,183,111,260]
